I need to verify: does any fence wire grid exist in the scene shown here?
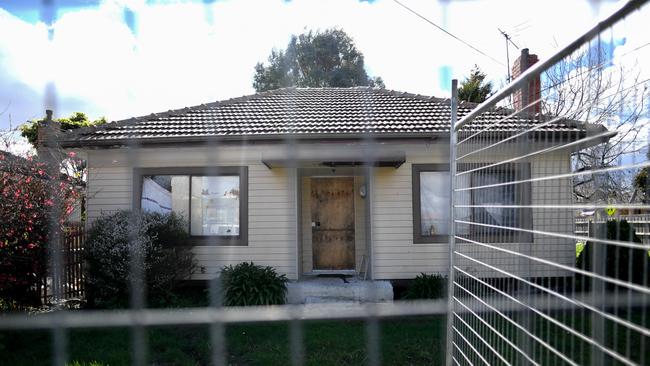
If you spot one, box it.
[0,1,650,366]
[448,1,650,365]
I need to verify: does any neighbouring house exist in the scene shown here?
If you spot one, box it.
[54,54,609,282]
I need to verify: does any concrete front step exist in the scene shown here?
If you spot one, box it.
[286,276,393,304]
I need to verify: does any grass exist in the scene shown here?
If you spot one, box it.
[0,316,446,366]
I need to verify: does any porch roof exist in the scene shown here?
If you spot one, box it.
[261,150,406,169]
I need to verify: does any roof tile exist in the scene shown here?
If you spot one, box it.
[63,87,583,145]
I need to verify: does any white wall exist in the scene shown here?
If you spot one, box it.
[369,142,575,280]
[84,140,575,281]
[86,145,298,280]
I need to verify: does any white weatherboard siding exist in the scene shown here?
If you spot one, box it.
[370,142,575,280]
[86,145,298,280]
[371,142,448,280]
[85,141,575,281]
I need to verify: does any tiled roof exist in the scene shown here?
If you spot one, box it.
[62,87,587,146]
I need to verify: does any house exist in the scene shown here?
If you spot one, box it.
[46,47,608,284]
[55,78,608,282]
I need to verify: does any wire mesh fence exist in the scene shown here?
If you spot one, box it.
[448,1,650,365]
[0,1,649,365]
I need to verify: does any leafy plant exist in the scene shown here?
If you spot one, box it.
[84,210,194,308]
[0,297,16,312]
[221,262,288,306]
[66,361,106,366]
[403,273,446,300]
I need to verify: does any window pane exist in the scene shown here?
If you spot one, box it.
[455,174,471,235]
[191,176,240,236]
[420,171,450,237]
[472,170,517,233]
[141,175,190,228]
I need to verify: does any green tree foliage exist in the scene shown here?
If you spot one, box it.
[20,112,106,149]
[458,65,493,103]
[253,28,384,92]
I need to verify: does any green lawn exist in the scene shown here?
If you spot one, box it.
[0,316,447,366]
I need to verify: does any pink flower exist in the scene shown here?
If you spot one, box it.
[44,199,54,206]
[67,151,76,158]
[27,243,35,249]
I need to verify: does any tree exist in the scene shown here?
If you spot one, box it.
[253,28,384,92]
[542,44,649,202]
[458,65,493,103]
[18,112,105,188]
[20,112,106,149]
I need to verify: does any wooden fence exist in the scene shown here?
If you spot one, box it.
[40,222,85,304]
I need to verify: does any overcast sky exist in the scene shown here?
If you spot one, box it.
[0,0,637,131]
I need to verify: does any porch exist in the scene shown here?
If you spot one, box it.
[286,274,393,304]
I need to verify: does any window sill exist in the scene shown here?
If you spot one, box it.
[179,237,248,246]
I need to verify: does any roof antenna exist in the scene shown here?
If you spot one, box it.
[499,28,519,105]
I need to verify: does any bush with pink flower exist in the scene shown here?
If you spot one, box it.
[0,151,81,307]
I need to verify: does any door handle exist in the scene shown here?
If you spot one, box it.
[311,221,320,228]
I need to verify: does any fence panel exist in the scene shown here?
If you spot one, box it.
[0,1,648,366]
[448,1,650,365]
[39,223,85,305]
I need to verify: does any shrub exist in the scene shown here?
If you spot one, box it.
[576,219,650,290]
[221,262,288,306]
[0,152,80,307]
[404,273,446,300]
[84,210,194,308]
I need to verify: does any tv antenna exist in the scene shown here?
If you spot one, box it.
[499,28,519,83]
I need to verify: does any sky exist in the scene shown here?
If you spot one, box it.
[0,0,644,135]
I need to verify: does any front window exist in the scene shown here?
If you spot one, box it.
[137,167,248,245]
[420,171,450,238]
[413,164,450,243]
[462,163,533,243]
[413,163,532,244]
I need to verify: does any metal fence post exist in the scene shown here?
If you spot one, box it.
[445,79,458,366]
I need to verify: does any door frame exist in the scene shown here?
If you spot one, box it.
[297,167,372,278]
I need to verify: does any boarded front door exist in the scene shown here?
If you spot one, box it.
[311,177,355,270]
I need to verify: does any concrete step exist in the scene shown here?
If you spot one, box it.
[304,296,359,304]
[286,277,393,304]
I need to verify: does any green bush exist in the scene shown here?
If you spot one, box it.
[84,210,194,308]
[576,219,650,290]
[221,262,288,306]
[404,273,446,300]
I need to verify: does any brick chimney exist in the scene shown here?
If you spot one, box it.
[512,48,541,114]
[36,109,60,158]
